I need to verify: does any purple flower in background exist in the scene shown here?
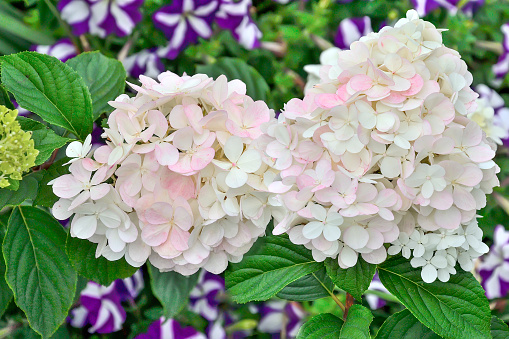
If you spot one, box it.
[216,0,262,49]
[365,273,389,310]
[136,318,206,339]
[11,100,31,117]
[411,0,484,17]
[123,49,166,78]
[334,16,372,49]
[114,270,144,301]
[189,270,225,321]
[493,23,509,83]
[32,38,77,62]
[475,84,509,145]
[153,0,219,59]
[58,0,143,38]
[69,282,126,334]
[478,225,509,299]
[255,301,305,338]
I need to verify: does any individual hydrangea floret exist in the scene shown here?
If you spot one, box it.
[0,106,38,188]
[51,71,280,276]
[257,10,497,283]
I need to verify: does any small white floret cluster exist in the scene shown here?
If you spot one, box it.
[51,72,280,275]
[257,10,498,283]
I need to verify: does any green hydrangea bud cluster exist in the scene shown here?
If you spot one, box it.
[0,105,38,188]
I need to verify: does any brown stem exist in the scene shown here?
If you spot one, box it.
[343,293,355,321]
[80,35,91,52]
[33,148,59,171]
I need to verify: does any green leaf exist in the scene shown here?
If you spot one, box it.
[196,57,270,101]
[0,85,14,109]
[17,117,73,166]
[378,255,491,339]
[0,10,53,45]
[225,235,323,303]
[3,207,77,338]
[339,304,373,339]
[325,256,376,301]
[277,267,334,301]
[375,309,440,339]
[0,225,12,317]
[297,313,343,339]
[148,264,199,319]
[33,158,70,208]
[1,52,93,140]
[0,172,42,210]
[66,52,126,120]
[491,316,509,339]
[66,234,138,286]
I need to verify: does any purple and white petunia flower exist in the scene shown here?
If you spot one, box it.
[69,282,126,334]
[153,0,219,59]
[135,318,206,339]
[123,49,166,78]
[478,225,509,299]
[32,38,78,62]
[334,16,372,50]
[189,270,225,321]
[114,270,144,301]
[254,301,305,338]
[493,23,509,83]
[365,272,389,310]
[58,0,143,38]
[411,0,484,17]
[216,0,262,49]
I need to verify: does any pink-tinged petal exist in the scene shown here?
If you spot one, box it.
[168,154,193,174]
[90,183,111,200]
[121,174,143,197]
[343,225,369,249]
[191,147,215,171]
[155,142,179,166]
[244,101,270,127]
[429,189,453,210]
[68,191,91,210]
[400,74,423,96]
[349,74,373,92]
[169,226,190,251]
[361,247,387,264]
[315,93,344,109]
[71,215,97,239]
[145,202,173,225]
[466,146,495,163]
[147,110,168,137]
[173,206,193,231]
[52,175,83,198]
[456,165,483,186]
[185,104,204,133]
[154,237,180,258]
[69,161,92,183]
[142,224,169,247]
[161,172,197,200]
[142,173,157,192]
[453,187,476,211]
[463,122,483,147]
[434,207,461,229]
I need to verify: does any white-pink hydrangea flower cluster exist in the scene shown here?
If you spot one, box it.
[257,10,498,283]
[51,72,281,275]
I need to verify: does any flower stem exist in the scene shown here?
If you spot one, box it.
[343,292,354,321]
[43,0,81,52]
[312,272,346,312]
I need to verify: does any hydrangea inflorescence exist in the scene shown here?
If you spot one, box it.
[258,10,498,283]
[0,105,38,188]
[51,72,280,275]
